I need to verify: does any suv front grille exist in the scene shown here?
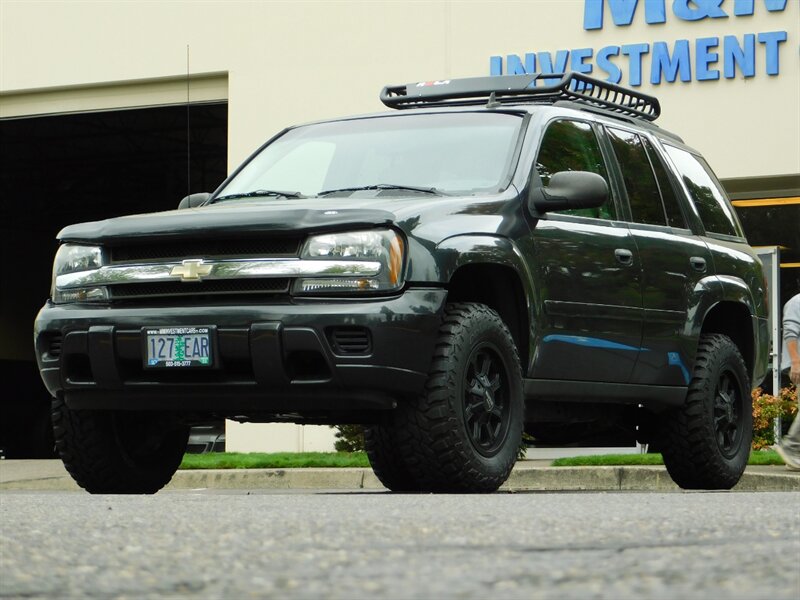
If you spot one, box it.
[109,237,301,263]
[109,278,291,301]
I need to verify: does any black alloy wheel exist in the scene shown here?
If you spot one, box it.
[380,302,523,493]
[713,368,745,459]
[463,344,511,458]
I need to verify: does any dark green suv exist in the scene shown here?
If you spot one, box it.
[35,73,768,493]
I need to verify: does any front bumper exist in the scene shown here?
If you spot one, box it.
[34,289,447,415]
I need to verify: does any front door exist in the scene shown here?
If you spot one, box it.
[529,119,643,383]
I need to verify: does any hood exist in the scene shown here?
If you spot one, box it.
[57,196,413,244]
[57,191,518,247]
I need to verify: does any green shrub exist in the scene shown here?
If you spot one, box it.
[752,385,797,450]
[331,424,364,452]
[518,432,535,460]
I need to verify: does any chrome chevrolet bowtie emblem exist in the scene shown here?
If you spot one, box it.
[170,259,213,282]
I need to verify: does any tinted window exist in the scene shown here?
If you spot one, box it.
[216,112,524,198]
[643,138,687,229]
[607,128,665,226]
[665,145,743,237]
[536,120,615,220]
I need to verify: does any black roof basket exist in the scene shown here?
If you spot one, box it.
[380,72,660,121]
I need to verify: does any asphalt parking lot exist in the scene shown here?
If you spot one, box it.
[2,489,799,599]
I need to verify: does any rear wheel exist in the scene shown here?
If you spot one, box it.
[659,334,751,490]
[385,303,523,493]
[52,397,189,494]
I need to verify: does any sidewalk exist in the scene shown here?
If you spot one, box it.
[2,459,798,492]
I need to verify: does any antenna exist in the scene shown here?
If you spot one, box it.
[186,44,191,201]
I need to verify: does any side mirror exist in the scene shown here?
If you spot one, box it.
[178,192,212,209]
[528,171,608,214]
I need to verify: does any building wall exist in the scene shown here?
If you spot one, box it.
[3,1,798,178]
[226,421,337,453]
[3,1,798,453]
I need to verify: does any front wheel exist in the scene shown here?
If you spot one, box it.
[386,303,524,493]
[659,334,752,490]
[52,397,189,494]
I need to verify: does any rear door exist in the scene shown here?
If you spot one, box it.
[530,118,643,383]
[602,126,713,386]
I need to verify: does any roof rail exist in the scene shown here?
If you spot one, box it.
[380,72,661,121]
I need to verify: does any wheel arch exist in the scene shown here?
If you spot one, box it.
[699,300,755,387]
[688,273,764,389]
[435,235,535,372]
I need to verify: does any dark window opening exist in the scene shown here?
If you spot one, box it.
[735,204,800,307]
[607,128,665,226]
[535,119,616,220]
[0,102,228,413]
[664,145,743,238]
[643,137,687,229]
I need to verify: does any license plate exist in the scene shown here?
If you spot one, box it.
[143,327,213,368]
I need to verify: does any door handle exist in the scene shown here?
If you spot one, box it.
[690,256,707,272]
[614,248,634,265]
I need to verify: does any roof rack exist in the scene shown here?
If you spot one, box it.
[380,72,661,121]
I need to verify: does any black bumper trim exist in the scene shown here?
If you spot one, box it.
[88,326,121,388]
[64,386,399,413]
[250,322,288,387]
[35,288,448,411]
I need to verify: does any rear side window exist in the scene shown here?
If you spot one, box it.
[606,128,665,226]
[664,145,744,238]
[536,119,616,220]
[642,138,687,229]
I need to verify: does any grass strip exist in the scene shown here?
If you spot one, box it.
[551,449,783,467]
[551,453,665,467]
[180,451,369,470]
[180,449,785,470]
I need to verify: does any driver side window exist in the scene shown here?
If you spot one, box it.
[535,120,616,220]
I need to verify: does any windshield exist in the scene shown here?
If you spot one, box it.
[215,112,524,199]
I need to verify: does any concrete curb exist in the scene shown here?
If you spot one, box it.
[513,466,800,493]
[2,461,798,492]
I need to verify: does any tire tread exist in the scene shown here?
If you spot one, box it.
[387,302,523,493]
[659,333,751,490]
[52,397,187,494]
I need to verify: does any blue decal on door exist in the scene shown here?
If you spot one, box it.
[542,334,641,352]
[668,351,691,384]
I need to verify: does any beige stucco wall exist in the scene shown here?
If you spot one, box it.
[2,1,798,178]
[2,1,798,452]
[225,421,338,453]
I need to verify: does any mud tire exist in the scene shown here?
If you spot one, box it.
[52,396,188,494]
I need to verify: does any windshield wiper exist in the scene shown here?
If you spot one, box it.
[317,184,441,197]
[214,189,305,202]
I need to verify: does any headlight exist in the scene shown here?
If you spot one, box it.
[295,229,405,295]
[51,244,108,303]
